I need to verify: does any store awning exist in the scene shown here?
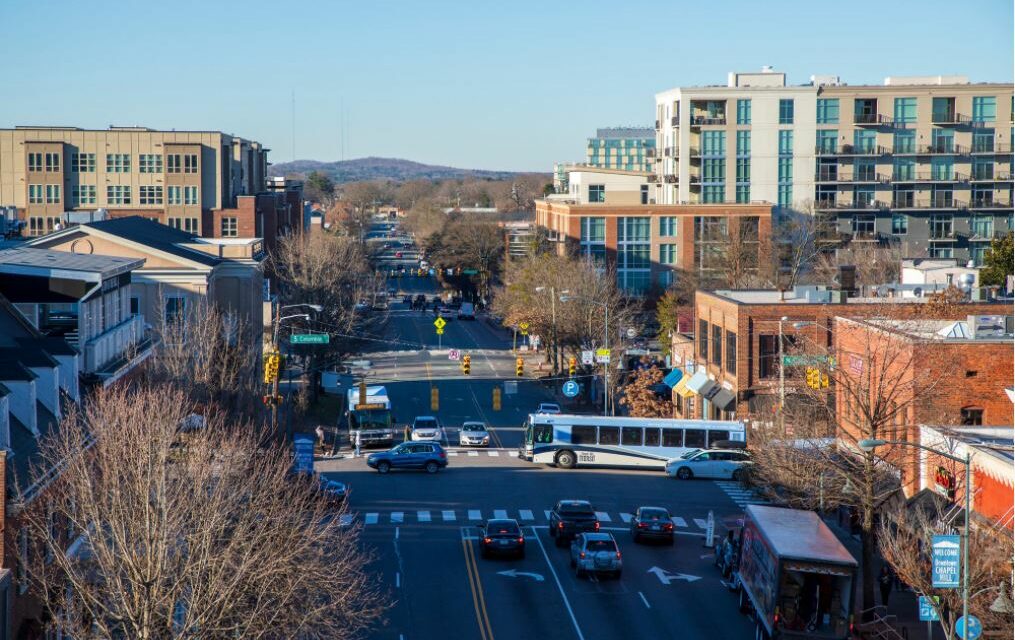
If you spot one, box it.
[673,376,695,399]
[662,368,683,388]
[686,370,717,397]
[710,388,736,411]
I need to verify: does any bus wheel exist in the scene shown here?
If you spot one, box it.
[555,450,576,469]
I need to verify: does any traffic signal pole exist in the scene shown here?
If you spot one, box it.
[271,301,282,441]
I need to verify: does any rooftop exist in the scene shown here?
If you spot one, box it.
[593,127,654,139]
[705,285,1001,305]
[861,317,1014,342]
[0,247,142,281]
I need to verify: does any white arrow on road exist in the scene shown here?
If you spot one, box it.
[497,569,545,582]
[647,566,701,585]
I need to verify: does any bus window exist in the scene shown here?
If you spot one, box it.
[644,428,661,446]
[598,426,620,445]
[705,430,727,448]
[534,424,553,443]
[621,427,643,446]
[662,428,682,447]
[571,426,597,444]
[684,429,706,449]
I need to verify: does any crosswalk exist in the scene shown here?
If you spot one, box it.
[715,481,770,508]
[349,507,718,530]
[331,447,516,461]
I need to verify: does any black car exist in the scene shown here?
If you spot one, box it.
[630,506,674,544]
[549,500,600,547]
[402,294,413,304]
[478,519,525,558]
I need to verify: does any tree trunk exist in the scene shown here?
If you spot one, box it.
[860,454,877,621]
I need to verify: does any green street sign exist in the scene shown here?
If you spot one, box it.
[781,354,831,367]
[463,269,479,275]
[291,334,330,345]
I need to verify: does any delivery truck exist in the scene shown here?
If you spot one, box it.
[345,385,395,447]
[735,505,857,640]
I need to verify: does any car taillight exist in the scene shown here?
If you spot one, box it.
[439,451,446,458]
[558,522,564,529]
[616,551,622,559]
[594,521,600,531]
[774,608,781,627]
[483,537,491,544]
[579,552,585,559]
[637,523,648,529]
[664,523,674,530]
[517,537,524,544]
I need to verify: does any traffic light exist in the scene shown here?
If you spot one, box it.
[516,357,524,377]
[462,354,471,376]
[492,387,501,411]
[430,387,439,411]
[568,356,577,378]
[806,368,828,389]
[263,351,280,384]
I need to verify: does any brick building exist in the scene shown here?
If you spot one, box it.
[681,286,1009,421]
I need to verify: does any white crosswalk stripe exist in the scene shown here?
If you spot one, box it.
[519,509,534,521]
[391,512,404,523]
[365,513,379,525]
[417,511,431,522]
[693,518,708,530]
[487,451,499,457]
[354,508,716,530]
[339,514,354,527]
[715,481,770,508]
[468,451,479,457]
[442,510,456,521]
[620,513,633,523]
[447,451,458,456]
[671,516,688,528]
[494,509,508,519]
[595,511,611,522]
[468,509,482,520]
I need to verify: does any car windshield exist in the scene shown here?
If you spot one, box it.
[680,448,702,459]
[463,425,486,433]
[639,509,669,520]
[414,419,437,429]
[586,539,617,552]
[560,503,594,515]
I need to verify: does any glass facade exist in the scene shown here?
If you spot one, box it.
[972,96,997,122]
[779,99,794,124]
[658,216,677,237]
[816,130,838,153]
[736,99,751,125]
[736,130,750,157]
[702,131,726,155]
[894,130,916,153]
[816,99,839,124]
[617,217,651,293]
[893,97,917,123]
[579,217,606,264]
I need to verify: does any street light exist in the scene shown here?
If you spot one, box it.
[270,303,323,440]
[858,438,973,640]
[559,291,609,417]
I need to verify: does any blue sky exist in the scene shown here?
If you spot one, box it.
[2,0,1012,171]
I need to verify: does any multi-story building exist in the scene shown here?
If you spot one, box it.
[548,167,654,206]
[0,125,269,238]
[535,201,772,293]
[586,127,655,173]
[653,69,1014,265]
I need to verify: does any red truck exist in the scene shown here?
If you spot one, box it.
[735,505,858,640]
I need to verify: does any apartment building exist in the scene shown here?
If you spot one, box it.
[653,70,1014,265]
[0,126,268,238]
[586,127,656,173]
[535,200,771,293]
[549,167,654,205]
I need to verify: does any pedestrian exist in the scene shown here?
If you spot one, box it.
[404,424,412,442]
[315,425,326,452]
[878,565,893,608]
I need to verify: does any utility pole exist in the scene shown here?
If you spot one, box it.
[271,301,282,440]
[604,304,610,417]
[778,316,787,435]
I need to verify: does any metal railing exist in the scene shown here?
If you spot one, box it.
[854,113,891,125]
[82,314,146,373]
[690,115,727,126]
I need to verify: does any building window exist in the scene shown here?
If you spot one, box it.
[853,214,875,236]
[27,152,43,172]
[891,213,908,235]
[28,184,43,204]
[816,98,839,124]
[659,244,676,264]
[778,130,793,156]
[702,158,725,182]
[702,185,725,204]
[736,184,751,203]
[816,130,838,153]
[736,99,751,125]
[106,153,131,173]
[640,184,649,205]
[736,130,750,157]
[106,185,132,205]
[972,158,993,181]
[893,97,917,123]
[931,157,954,181]
[725,331,737,373]
[972,96,996,122]
[167,186,182,205]
[929,246,953,259]
[711,324,722,367]
[777,185,792,208]
[45,184,61,204]
[139,154,163,173]
[971,215,993,239]
[894,157,915,181]
[758,334,779,379]
[73,184,96,205]
[166,154,181,173]
[659,216,677,237]
[702,131,726,156]
[588,184,605,203]
[854,129,877,153]
[165,297,186,325]
[45,152,61,172]
[139,185,163,205]
[931,129,954,153]
[778,99,794,124]
[970,245,986,266]
[736,158,750,183]
[894,129,915,154]
[130,296,140,315]
[184,154,199,173]
[972,129,994,153]
[72,152,96,172]
[580,216,606,264]
[960,407,984,426]
[183,186,198,205]
[930,214,953,239]
[221,217,238,237]
[699,319,708,361]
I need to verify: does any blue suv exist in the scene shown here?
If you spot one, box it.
[367,441,448,474]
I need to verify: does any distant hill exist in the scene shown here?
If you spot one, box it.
[269,157,539,183]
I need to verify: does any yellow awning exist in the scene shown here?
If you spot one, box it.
[673,376,695,399]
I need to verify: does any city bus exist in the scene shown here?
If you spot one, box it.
[519,414,746,470]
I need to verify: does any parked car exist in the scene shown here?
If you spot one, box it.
[478,519,525,558]
[354,300,370,313]
[411,416,445,442]
[366,442,448,474]
[549,500,599,547]
[630,506,675,544]
[536,403,561,415]
[316,476,350,506]
[459,421,490,447]
[570,533,622,579]
[665,448,753,480]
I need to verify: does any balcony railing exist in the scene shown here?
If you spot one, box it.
[971,142,1013,154]
[851,230,882,242]
[690,115,727,127]
[688,175,702,185]
[664,174,678,184]
[892,172,968,183]
[918,144,969,155]
[83,314,147,374]
[892,198,916,209]
[842,200,889,211]
[931,112,971,126]
[815,170,838,182]
[854,113,892,126]
[969,229,1005,241]
[929,196,962,209]
[815,144,889,156]
[970,198,1012,209]
[929,229,957,241]
[671,116,679,127]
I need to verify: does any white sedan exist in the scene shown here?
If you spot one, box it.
[458,421,490,447]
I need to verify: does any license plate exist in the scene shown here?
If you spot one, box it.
[499,540,509,546]
[651,525,660,530]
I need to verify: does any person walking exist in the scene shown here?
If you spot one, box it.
[404,424,412,442]
[315,425,326,453]
[878,565,893,608]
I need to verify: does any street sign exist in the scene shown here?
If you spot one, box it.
[581,350,594,366]
[519,321,529,336]
[290,333,330,345]
[448,349,461,361]
[435,328,444,335]
[595,348,610,364]
[931,534,961,588]
[955,615,982,640]
[562,380,580,398]
[781,354,830,367]
[918,596,940,622]
[434,317,447,330]
[292,434,316,475]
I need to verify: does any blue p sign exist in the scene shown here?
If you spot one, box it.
[562,380,579,398]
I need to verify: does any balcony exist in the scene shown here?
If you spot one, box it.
[663,147,672,157]
[690,115,727,127]
[892,172,968,183]
[645,148,656,158]
[854,113,892,126]
[844,172,891,184]
[814,169,839,183]
[671,116,679,127]
[688,175,702,186]
[664,174,678,184]
[969,229,1005,242]
[929,230,958,242]
[971,171,1012,182]
[928,195,964,210]
[688,147,701,158]
[82,313,147,374]
[918,144,969,156]
[970,198,1013,209]
[851,230,883,242]
[815,198,838,210]
[892,197,917,210]
[971,142,1013,155]
[931,112,971,126]
[815,144,889,157]
[655,119,660,130]
[840,200,889,211]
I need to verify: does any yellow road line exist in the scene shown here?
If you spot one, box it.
[461,537,494,640]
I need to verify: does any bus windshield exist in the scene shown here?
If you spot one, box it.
[350,409,391,430]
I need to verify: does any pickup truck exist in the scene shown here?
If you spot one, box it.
[735,505,857,640]
[548,500,600,547]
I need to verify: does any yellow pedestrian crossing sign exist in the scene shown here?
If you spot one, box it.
[519,321,529,336]
[434,317,446,330]
[436,327,444,335]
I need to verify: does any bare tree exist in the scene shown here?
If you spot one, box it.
[20,385,388,639]
[619,366,673,417]
[772,205,830,289]
[811,243,908,289]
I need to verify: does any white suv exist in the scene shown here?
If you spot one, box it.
[536,403,561,415]
[411,416,444,442]
[665,448,752,481]
[458,421,490,447]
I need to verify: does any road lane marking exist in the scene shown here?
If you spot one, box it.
[595,512,611,522]
[443,510,456,521]
[544,510,552,520]
[693,518,708,529]
[494,509,508,519]
[396,572,401,588]
[461,533,495,640]
[417,511,431,522]
[365,513,379,525]
[487,450,499,457]
[519,509,534,520]
[671,516,687,527]
[447,451,458,456]
[468,509,482,520]
[638,592,651,609]
[530,527,585,640]
[392,512,404,524]
[620,513,633,523]
[395,527,400,540]
[339,514,354,527]
[468,451,479,457]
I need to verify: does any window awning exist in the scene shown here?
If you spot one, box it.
[686,370,717,396]
[662,368,683,388]
[710,388,736,411]
[673,376,695,399]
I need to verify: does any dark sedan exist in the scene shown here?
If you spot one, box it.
[478,519,525,558]
[630,506,675,544]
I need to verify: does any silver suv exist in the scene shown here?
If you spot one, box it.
[570,532,622,579]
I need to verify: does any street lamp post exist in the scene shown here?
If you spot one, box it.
[534,286,558,374]
[858,438,973,640]
[270,303,323,440]
[559,292,609,416]
[778,316,788,434]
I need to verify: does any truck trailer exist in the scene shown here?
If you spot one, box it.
[735,505,857,640]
